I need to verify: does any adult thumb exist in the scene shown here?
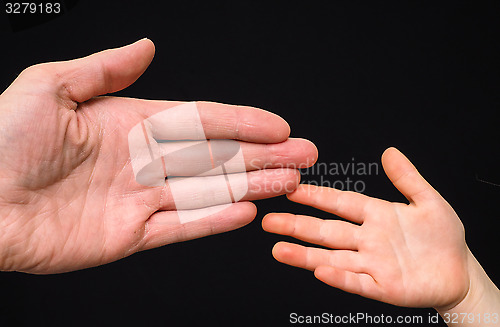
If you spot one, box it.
[13,38,155,103]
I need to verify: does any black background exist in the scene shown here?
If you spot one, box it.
[0,1,499,326]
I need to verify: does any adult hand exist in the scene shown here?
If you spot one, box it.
[0,39,317,274]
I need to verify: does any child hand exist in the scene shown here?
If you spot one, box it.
[263,147,470,309]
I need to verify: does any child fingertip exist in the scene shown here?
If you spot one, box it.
[261,213,273,227]
[271,242,284,256]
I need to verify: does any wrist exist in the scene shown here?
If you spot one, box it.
[436,247,500,326]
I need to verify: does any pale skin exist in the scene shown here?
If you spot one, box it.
[263,147,500,326]
[0,39,318,274]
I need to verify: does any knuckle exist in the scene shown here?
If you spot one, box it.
[21,62,56,78]
[17,63,65,93]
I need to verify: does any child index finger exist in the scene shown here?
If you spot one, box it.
[286,184,377,224]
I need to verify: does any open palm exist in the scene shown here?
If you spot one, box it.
[263,148,470,309]
[0,39,317,274]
